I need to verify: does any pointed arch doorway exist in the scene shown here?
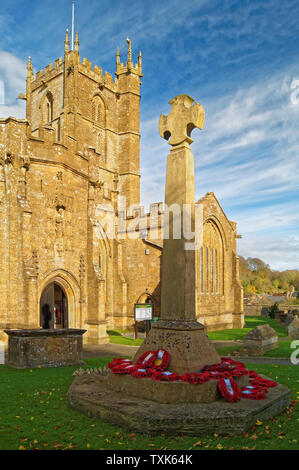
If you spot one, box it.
[40,282,68,329]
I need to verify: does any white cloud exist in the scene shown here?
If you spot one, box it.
[0,51,26,119]
[140,67,299,270]
[238,234,299,271]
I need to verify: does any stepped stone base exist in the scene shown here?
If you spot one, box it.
[107,372,249,404]
[67,373,290,436]
[133,320,220,374]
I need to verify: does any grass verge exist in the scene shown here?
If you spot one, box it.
[0,358,297,450]
[207,316,287,341]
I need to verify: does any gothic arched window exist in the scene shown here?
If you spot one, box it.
[41,91,54,125]
[91,96,105,127]
[199,220,224,295]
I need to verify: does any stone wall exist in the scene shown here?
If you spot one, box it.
[244,304,299,317]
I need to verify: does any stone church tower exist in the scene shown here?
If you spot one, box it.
[0,32,244,344]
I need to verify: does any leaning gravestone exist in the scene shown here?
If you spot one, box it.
[287,316,299,340]
[242,325,279,356]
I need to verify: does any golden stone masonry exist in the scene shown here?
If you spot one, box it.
[0,33,244,344]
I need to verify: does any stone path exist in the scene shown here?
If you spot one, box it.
[83,343,138,359]
[231,357,293,366]
[83,342,296,366]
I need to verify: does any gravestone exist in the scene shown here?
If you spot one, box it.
[287,316,299,339]
[279,313,287,325]
[285,313,295,328]
[242,325,279,356]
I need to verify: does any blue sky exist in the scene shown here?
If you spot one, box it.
[0,0,299,270]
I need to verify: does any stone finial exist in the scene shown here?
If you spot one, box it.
[65,29,70,53]
[27,56,33,78]
[116,47,120,74]
[159,94,205,147]
[126,37,132,69]
[74,31,79,52]
[138,50,142,74]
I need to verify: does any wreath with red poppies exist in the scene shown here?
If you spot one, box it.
[108,350,277,403]
[135,349,170,372]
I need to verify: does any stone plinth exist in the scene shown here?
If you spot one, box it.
[67,373,290,436]
[287,316,299,339]
[5,329,86,368]
[133,321,220,375]
[242,325,279,356]
[106,370,248,404]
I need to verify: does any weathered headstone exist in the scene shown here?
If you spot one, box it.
[133,95,220,374]
[242,324,279,355]
[287,316,299,339]
[285,313,295,328]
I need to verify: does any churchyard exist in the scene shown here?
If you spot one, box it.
[0,313,297,450]
[0,357,297,451]
[108,315,294,358]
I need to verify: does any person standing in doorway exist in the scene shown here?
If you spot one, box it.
[42,304,52,329]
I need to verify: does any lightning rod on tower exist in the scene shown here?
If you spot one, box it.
[71,2,75,51]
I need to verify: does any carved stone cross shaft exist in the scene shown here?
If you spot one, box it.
[133,94,220,373]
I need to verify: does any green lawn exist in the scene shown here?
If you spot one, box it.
[0,358,297,450]
[216,341,294,359]
[207,316,287,341]
[264,341,294,358]
[108,317,288,353]
[107,330,143,347]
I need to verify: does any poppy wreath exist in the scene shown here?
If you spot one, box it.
[221,357,246,369]
[180,373,199,384]
[151,371,180,382]
[135,349,170,372]
[249,371,278,388]
[206,370,223,380]
[202,363,226,373]
[181,372,211,384]
[131,368,153,378]
[134,351,157,369]
[108,351,277,404]
[111,363,136,374]
[107,358,132,369]
[241,386,267,400]
[230,367,249,378]
[218,374,242,403]
[194,372,211,384]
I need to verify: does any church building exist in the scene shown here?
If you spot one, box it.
[0,32,244,344]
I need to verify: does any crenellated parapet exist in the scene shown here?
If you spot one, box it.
[78,59,117,92]
[116,38,142,78]
[31,58,64,92]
